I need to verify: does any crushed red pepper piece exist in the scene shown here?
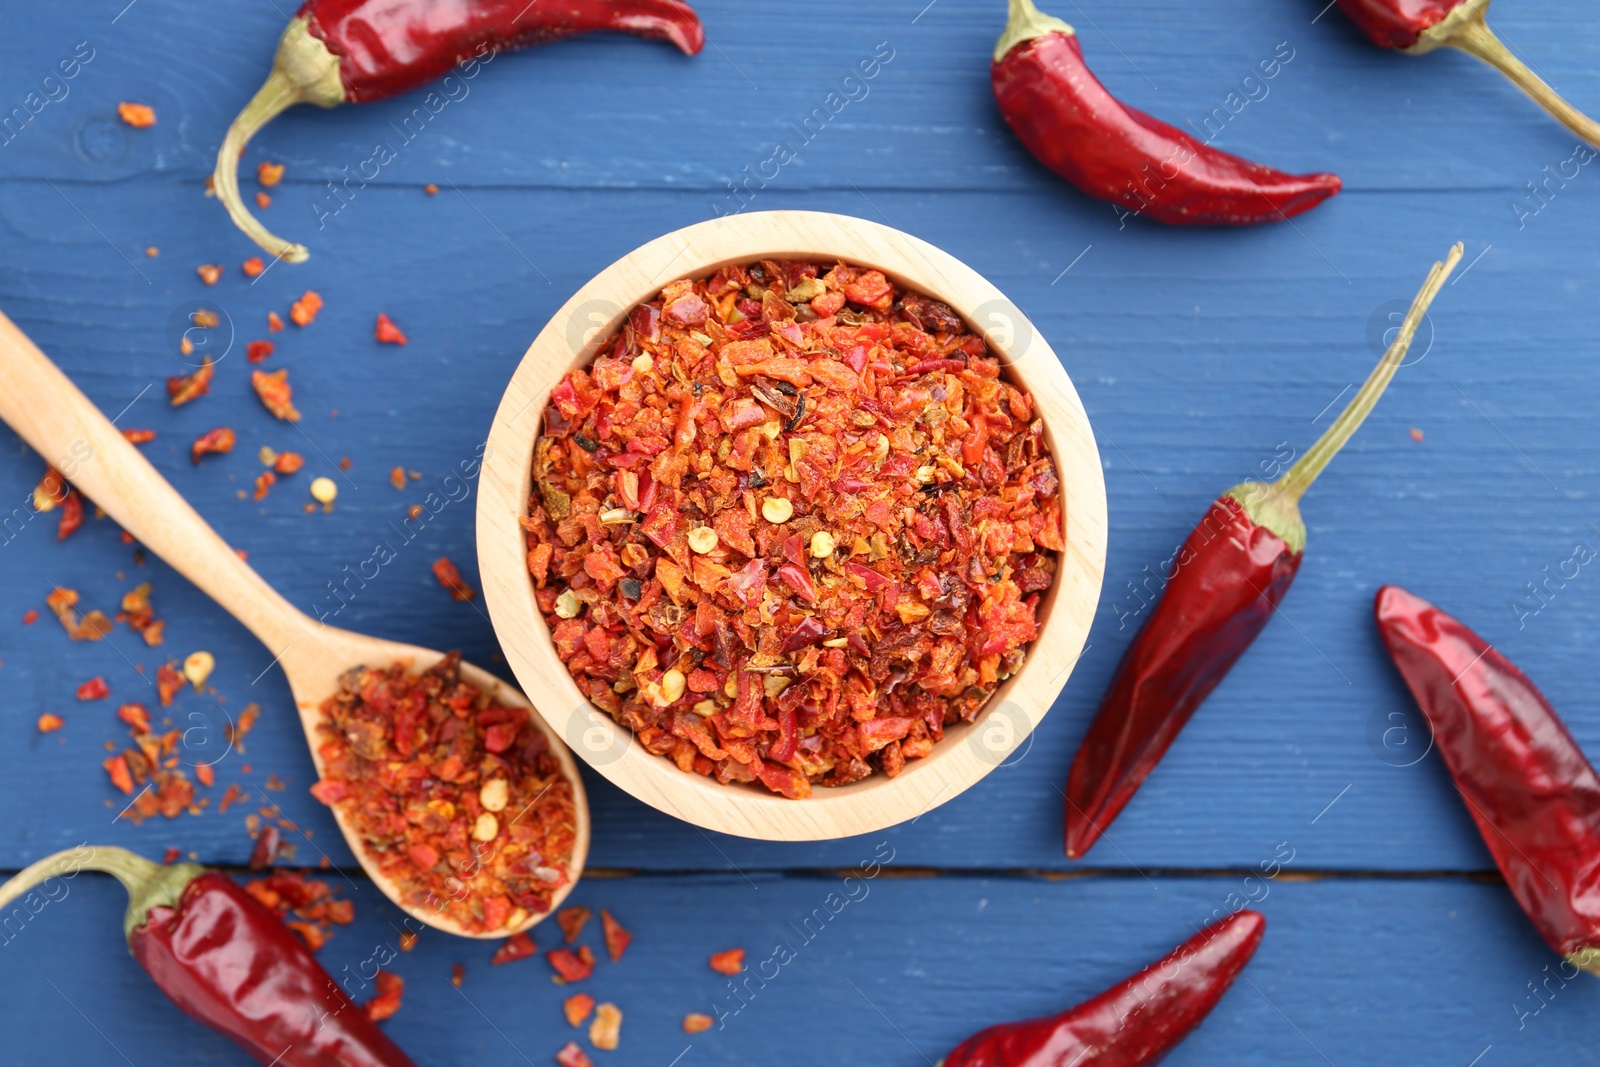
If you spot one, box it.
[290,291,323,327]
[242,256,265,278]
[118,583,165,647]
[275,452,305,475]
[390,466,407,491]
[168,357,214,407]
[36,713,64,734]
[76,676,110,701]
[526,260,1063,797]
[555,1042,593,1067]
[196,264,223,286]
[563,992,595,1027]
[547,946,593,983]
[365,971,404,1021]
[104,754,134,794]
[117,102,156,127]
[589,1002,622,1051]
[122,428,156,445]
[250,824,282,870]
[254,471,277,500]
[258,161,284,187]
[56,492,84,541]
[600,909,631,962]
[192,427,236,463]
[243,869,356,952]
[252,369,301,421]
[267,310,285,332]
[247,339,275,363]
[683,1012,713,1034]
[399,931,419,952]
[375,313,408,345]
[432,557,476,601]
[557,906,591,944]
[256,191,272,209]
[156,662,185,707]
[450,963,465,987]
[491,931,538,966]
[46,587,113,641]
[21,610,38,625]
[117,703,152,733]
[308,653,578,934]
[709,948,744,975]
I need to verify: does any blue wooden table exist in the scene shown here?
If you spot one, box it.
[3,0,1599,1062]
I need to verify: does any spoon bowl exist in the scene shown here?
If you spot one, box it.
[0,310,589,939]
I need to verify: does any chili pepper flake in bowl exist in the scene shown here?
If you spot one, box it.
[523,259,1065,800]
[308,653,579,934]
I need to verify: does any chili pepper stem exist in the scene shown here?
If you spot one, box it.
[0,846,203,940]
[1571,949,1600,979]
[994,0,1075,63]
[1229,242,1463,551]
[212,17,346,264]
[1412,0,1600,147]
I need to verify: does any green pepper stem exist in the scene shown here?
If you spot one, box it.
[211,16,346,264]
[0,846,204,941]
[1274,242,1464,506]
[995,0,1075,64]
[1442,13,1600,148]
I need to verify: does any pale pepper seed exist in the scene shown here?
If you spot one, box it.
[687,527,719,554]
[809,530,835,558]
[761,497,793,524]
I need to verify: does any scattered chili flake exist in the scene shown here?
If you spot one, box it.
[179,336,194,357]
[451,963,465,986]
[117,702,151,733]
[390,466,406,491]
[407,505,424,521]
[196,264,223,286]
[243,341,275,366]
[145,246,159,257]
[163,847,182,865]
[290,290,323,327]
[104,754,134,794]
[242,256,265,278]
[46,587,113,641]
[275,451,305,475]
[563,992,595,1027]
[36,713,64,734]
[253,471,276,500]
[122,429,156,446]
[192,427,236,464]
[219,782,245,814]
[76,676,109,701]
[168,356,214,407]
[555,1042,593,1067]
[363,970,404,1021]
[250,825,281,871]
[21,610,38,625]
[195,762,215,787]
[32,467,66,512]
[256,191,272,209]
[557,905,591,944]
[709,948,745,975]
[251,368,301,421]
[156,662,184,707]
[589,1003,622,1051]
[600,909,631,961]
[258,161,284,187]
[432,557,476,601]
[309,653,578,934]
[424,183,439,196]
[56,491,84,541]
[244,869,355,950]
[117,102,155,127]
[375,313,408,345]
[118,582,164,647]
[1410,427,1425,442]
[491,931,538,966]
[683,1013,714,1034]
[192,309,220,328]
[399,931,419,952]
[267,310,284,332]
[526,260,1063,797]
[547,947,592,984]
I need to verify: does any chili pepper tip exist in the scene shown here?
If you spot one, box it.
[213,17,345,263]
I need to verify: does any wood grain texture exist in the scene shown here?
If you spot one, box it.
[478,209,1106,840]
[1,0,1599,1060]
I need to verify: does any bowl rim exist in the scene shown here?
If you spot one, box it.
[477,209,1106,841]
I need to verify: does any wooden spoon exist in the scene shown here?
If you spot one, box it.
[0,310,589,939]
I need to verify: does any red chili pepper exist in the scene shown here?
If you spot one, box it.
[1064,244,1463,858]
[0,847,418,1067]
[1337,0,1600,146]
[214,0,706,262]
[1375,585,1600,975]
[942,910,1265,1066]
[992,0,1340,225]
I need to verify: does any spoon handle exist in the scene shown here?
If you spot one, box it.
[0,310,314,654]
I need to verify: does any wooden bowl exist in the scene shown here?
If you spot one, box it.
[478,210,1106,840]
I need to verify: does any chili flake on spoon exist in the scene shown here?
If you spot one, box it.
[525,260,1065,798]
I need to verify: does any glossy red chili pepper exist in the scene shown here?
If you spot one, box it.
[1064,243,1463,858]
[215,0,705,262]
[991,0,1339,225]
[1375,586,1600,976]
[942,910,1265,1066]
[0,847,418,1067]
[1337,0,1600,145]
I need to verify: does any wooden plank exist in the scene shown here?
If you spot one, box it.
[0,868,1589,1065]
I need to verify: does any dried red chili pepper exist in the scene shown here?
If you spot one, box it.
[992,0,1340,225]
[942,910,1264,1066]
[1338,0,1600,145]
[1376,585,1600,975]
[1064,243,1462,857]
[214,0,706,261]
[0,846,419,1067]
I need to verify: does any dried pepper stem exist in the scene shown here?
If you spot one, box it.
[1418,0,1600,148]
[1240,241,1463,550]
[212,18,344,265]
[0,845,202,938]
[994,0,1073,65]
